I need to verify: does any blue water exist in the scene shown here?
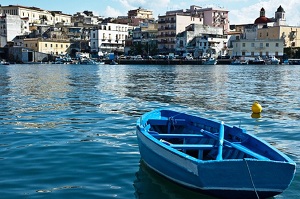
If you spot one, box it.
[0,64,299,199]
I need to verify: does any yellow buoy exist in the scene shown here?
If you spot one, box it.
[252,101,262,114]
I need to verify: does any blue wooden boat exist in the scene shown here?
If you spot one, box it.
[136,109,296,199]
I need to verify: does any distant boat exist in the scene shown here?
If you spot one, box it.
[0,60,10,65]
[231,59,249,65]
[136,109,296,199]
[79,58,103,65]
[110,60,118,65]
[248,56,265,65]
[265,56,280,65]
[203,57,217,65]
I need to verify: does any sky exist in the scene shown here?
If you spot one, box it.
[1,0,300,26]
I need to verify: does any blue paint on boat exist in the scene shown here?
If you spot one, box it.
[136,109,296,199]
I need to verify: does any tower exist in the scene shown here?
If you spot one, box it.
[275,5,286,26]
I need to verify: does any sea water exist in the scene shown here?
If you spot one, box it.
[0,64,299,199]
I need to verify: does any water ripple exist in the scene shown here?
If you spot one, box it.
[0,64,299,199]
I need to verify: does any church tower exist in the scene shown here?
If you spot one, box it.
[275,5,286,26]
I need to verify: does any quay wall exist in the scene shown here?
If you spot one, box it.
[104,59,232,65]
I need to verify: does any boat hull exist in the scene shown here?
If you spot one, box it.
[136,109,296,199]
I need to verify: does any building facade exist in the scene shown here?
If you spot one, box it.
[0,5,71,25]
[72,11,100,25]
[158,5,229,54]
[128,7,154,20]
[0,14,22,46]
[257,26,300,49]
[231,39,284,57]
[23,38,71,55]
[90,23,130,56]
[176,24,227,57]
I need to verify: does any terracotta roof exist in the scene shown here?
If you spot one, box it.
[254,16,272,24]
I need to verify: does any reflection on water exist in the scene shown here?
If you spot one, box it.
[96,64,300,121]
[134,161,217,199]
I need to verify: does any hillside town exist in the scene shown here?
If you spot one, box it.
[0,4,300,64]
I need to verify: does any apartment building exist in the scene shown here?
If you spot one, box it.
[72,11,101,25]
[90,23,130,56]
[23,38,71,55]
[0,5,71,25]
[231,39,284,57]
[128,7,154,20]
[257,26,300,49]
[158,5,229,53]
[0,14,22,47]
[177,24,228,57]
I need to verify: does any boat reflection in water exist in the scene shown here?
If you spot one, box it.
[134,160,217,199]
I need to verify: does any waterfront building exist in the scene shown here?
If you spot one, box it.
[257,26,300,48]
[231,39,284,57]
[158,5,229,54]
[23,38,71,55]
[229,5,299,58]
[176,24,228,57]
[90,23,130,56]
[0,14,22,47]
[130,22,158,55]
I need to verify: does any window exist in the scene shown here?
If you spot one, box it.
[251,43,255,47]
[242,43,245,47]
[45,44,47,47]
[260,43,263,48]
[266,43,269,47]
[93,33,95,38]
[275,43,279,47]
[251,52,254,56]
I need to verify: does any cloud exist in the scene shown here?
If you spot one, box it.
[104,6,124,17]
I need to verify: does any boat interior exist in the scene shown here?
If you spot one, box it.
[145,117,271,161]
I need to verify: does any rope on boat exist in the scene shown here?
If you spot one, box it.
[244,159,260,199]
[168,113,185,130]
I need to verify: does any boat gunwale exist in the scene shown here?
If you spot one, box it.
[137,109,296,165]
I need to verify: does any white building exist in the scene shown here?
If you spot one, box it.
[0,5,71,25]
[231,39,284,57]
[0,14,22,47]
[177,24,227,57]
[90,23,130,56]
[158,5,229,53]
